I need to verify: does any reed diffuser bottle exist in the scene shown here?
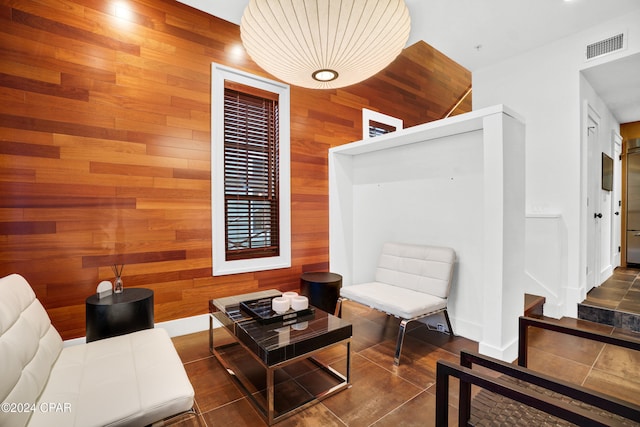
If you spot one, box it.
[112,264,124,294]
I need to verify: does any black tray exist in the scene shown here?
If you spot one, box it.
[240,296,315,325]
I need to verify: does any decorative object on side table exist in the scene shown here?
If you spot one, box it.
[96,280,113,299]
[112,264,124,293]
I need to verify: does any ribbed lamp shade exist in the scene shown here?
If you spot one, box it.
[240,0,411,89]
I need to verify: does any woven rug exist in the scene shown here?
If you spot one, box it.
[469,376,640,427]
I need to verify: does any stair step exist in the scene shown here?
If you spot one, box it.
[524,294,545,318]
[578,302,640,332]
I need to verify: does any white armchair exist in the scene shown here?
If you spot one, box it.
[337,242,456,365]
[0,273,194,427]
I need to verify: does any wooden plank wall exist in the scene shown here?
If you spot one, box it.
[0,0,472,339]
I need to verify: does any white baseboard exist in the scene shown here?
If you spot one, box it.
[63,336,86,347]
[448,316,483,344]
[564,286,583,318]
[63,314,221,347]
[155,313,214,337]
[541,301,563,319]
[478,335,519,363]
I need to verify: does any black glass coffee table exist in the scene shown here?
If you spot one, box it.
[209,289,352,425]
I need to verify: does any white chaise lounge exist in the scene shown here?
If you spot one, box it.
[0,273,195,427]
[337,242,456,365]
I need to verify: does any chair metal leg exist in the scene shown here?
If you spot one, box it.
[394,319,410,365]
[443,309,454,336]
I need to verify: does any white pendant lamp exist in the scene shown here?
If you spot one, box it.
[240,0,411,89]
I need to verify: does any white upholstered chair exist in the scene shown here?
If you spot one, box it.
[337,242,456,365]
[0,273,194,427]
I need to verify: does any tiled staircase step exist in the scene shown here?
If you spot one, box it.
[578,303,640,332]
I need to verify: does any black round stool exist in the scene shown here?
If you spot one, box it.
[300,272,342,314]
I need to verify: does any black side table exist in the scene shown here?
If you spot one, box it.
[300,272,342,315]
[86,288,154,342]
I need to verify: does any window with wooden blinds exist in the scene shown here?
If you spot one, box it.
[369,120,398,138]
[211,63,290,276]
[224,88,280,260]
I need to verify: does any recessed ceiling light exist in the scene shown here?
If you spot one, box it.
[312,70,339,82]
[114,1,133,20]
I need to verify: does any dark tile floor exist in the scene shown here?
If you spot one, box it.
[579,267,640,331]
[167,299,640,426]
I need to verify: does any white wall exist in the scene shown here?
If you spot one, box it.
[524,214,567,318]
[330,107,526,361]
[350,130,485,338]
[473,10,639,316]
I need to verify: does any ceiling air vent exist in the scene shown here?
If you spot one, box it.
[585,33,625,60]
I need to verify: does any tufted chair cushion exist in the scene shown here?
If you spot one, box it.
[375,242,455,299]
[0,274,63,427]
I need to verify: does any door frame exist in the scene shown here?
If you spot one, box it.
[612,132,622,269]
[586,110,601,292]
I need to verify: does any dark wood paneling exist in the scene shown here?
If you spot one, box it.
[0,221,56,235]
[0,0,471,339]
[82,250,187,268]
[0,139,59,158]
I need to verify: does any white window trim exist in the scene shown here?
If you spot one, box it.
[362,108,403,140]
[211,63,291,276]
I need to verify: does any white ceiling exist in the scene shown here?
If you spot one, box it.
[179,0,640,123]
[582,52,640,124]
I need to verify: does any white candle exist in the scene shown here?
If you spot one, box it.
[291,295,309,311]
[271,297,290,314]
[282,291,298,303]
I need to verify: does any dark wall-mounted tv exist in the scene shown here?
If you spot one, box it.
[602,152,613,191]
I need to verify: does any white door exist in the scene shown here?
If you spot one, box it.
[599,162,612,283]
[586,115,600,292]
[613,135,623,268]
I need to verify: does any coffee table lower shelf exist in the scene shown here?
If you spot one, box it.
[210,329,351,425]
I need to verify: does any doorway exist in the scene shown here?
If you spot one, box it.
[586,111,600,292]
[612,133,622,268]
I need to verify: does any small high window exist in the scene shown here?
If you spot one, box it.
[362,108,403,140]
[369,120,399,138]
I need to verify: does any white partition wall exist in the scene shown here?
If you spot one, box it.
[525,213,567,319]
[329,105,526,361]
